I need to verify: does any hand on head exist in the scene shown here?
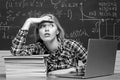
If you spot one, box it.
[22,15,53,30]
[27,15,52,24]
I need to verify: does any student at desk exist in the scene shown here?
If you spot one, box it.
[10,13,87,75]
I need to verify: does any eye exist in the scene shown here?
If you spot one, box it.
[50,23,55,27]
[38,24,45,29]
[41,24,46,28]
[51,24,54,27]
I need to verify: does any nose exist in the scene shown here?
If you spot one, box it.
[45,26,49,32]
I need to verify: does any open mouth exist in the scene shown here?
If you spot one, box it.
[44,33,50,37]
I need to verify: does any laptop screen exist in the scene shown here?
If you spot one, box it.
[85,39,118,78]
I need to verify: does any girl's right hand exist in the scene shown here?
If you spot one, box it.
[27,15,52,24]
[21,15,53,30]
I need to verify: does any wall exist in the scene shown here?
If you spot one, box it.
[0,0,120,50]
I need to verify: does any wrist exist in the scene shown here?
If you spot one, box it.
[21,19,32,30]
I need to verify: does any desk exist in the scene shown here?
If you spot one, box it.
[0,73,120,80]
[1,56,120,80]
[0,50,120,80]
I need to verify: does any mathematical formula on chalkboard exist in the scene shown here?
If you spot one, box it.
[0,0,120,50]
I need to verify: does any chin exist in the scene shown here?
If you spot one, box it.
[42,38,53,42]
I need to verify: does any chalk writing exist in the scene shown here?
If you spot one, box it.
[99,0,117,18]
[6,0,45,9]
[0,0,120,50]
[65,29,89,38]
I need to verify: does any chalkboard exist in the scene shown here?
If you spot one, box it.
[0,0,120,50]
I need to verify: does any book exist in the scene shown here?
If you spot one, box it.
[3,55,49,78]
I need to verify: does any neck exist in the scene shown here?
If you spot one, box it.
[44,37,59,51]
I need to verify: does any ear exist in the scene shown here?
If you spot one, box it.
[57,30,59,35]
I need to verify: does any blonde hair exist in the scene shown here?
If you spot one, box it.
[34,13,65,43]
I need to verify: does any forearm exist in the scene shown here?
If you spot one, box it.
[48,67,76,75]
[21,21,31,30]
[11,29,28,56]
[21,17,44,30]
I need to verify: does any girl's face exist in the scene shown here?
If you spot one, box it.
[39,22,59,42]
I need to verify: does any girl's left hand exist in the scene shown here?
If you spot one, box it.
[48,67,76,75]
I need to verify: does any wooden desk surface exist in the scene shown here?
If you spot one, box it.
[0,50,120,80]
[0,73,120,80]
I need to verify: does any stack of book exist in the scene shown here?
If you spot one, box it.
[0,57,6,80]
[3,55,49,79]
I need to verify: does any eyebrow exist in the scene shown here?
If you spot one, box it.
[38,23,54,28]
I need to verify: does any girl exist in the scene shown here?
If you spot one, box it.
[11,14,87,75]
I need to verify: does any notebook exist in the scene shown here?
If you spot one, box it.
[56,39,118,78]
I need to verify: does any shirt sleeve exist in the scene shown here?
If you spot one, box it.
[10,29,39,56]
[72,40,87,65]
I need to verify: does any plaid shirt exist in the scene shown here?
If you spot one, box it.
[11,29,87,72]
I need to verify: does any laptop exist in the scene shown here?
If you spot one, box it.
[56,39,118,78]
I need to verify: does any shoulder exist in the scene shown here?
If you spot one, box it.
[62,39,81,46]
[61,39,86,54]
[62,39,83,49]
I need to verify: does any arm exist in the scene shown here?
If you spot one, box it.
[48,40,87,75]
[48,67,76,75]
[11,29,37,56]
[11,16,53,56]
[11,18,35,56]
[72,40,87,73]
[72,40,87,64]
